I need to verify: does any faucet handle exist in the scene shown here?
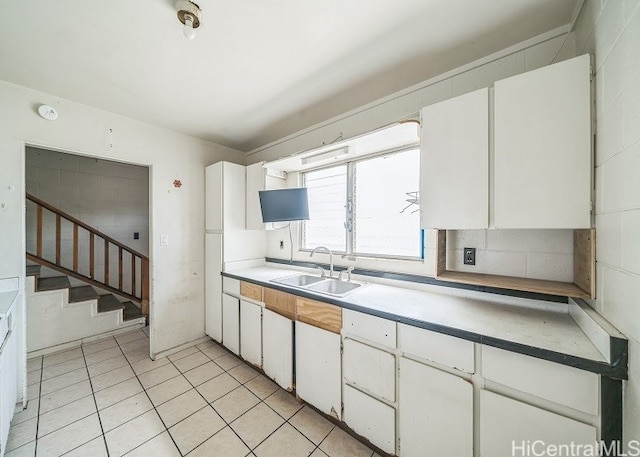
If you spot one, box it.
[317,266,326,277]
[346,266,355,281]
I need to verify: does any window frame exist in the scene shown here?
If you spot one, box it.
[299,144,422,262]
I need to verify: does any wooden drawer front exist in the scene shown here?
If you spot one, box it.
[399,324,474,373]
[343,385,396,455]
[263,287,296,320]
[296,297,342,334]
[482,346,599,415]
[343,309,396,348]
[222,277,240,295]
[240,281,263,302]
[343,339,395,402]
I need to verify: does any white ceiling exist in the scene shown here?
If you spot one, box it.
[0,0,578,152]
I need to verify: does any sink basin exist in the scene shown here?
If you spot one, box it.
[271,274,365,297]
[271,274,325,288]
[306,279,363,297]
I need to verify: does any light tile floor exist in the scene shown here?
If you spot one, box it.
[7,329,379,457]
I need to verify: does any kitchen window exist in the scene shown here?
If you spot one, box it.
[302,148,421,259]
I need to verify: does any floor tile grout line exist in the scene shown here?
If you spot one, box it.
[32,354,44,456]
[115,332,186,457]
[166,349,260,455]
[81,337,115,457]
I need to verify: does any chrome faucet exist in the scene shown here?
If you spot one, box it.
[310,246,334,278]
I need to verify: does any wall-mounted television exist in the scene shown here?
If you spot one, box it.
[259,188,310,223]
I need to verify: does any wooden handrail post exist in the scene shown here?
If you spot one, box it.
[118,247,123,290]
[132,255,136,297]
[104,239,109,286]
[73,224,79,271]
[36,205,43,257]
[55,214,61,265]
[141,257,149,316]
[90,233,95,279]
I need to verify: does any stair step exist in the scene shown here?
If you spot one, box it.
[69,286,99,303]
[26,265,41,277]
[98,295,125,313]
[123,301,143,321]
[38,276,71,292]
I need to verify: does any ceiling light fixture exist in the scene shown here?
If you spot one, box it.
[176,0,201,40]
[301,146,350,165]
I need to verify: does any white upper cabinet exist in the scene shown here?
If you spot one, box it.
[421,88,489,229]
[205,162,224,232]
[246,163,265,231]
[206,161,247,232]
[245,162,287,231]
[494,54,592,229]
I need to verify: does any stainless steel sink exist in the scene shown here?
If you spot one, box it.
[306,279,363,297]
[270,274,365,298]
[271,274,325,287]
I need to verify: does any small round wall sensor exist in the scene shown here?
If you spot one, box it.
[37,105,58,121]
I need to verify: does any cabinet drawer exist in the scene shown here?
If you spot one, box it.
[343,385,396,455]
[343,309,396,348]
[222,277,240,295]
[296,297,341,334]
[482,345,599,415]
[240,281,263,302]
[263,287,296,320]
[343,339,395,402]
[399,324,474,373]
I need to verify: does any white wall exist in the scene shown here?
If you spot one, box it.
[254,31,579,283]
[25,147,150,295]
[573,0,640,446]
[0,80,244,362]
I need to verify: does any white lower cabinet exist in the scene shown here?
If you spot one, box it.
[0,328,17,452]
[295,321,342,420]
[343,338,395,402]
[262,308,293,390]
[343,385,396,454]
[240,299,262,367]
[222,293,240,355]
[399,357,473,457]
[479,390,597,457]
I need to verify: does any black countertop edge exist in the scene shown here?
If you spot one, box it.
[222,271,628,380]
[265,258,568,304]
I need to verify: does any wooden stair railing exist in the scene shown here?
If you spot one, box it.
[26,193,149,315]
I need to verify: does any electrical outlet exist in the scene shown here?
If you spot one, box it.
[279,240,284,250]
[464,247,476,265]
[133,232,139,240]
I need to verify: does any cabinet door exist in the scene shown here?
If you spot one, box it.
[246,163,265,231]
[295,321,341,420]
[420,88,489,229]
[343,385,396,454]
[205,234,222,342]
[480,390,597,457]
[222,162,246,232]
[399,357,472,457]
[240,300,262,367]
[494,54,591,228]
[0,330,17,450]
[205,162,223,232]
[262,309,293,391]
[222,294,240,355]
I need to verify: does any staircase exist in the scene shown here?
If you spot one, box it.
[25,193,149,354]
